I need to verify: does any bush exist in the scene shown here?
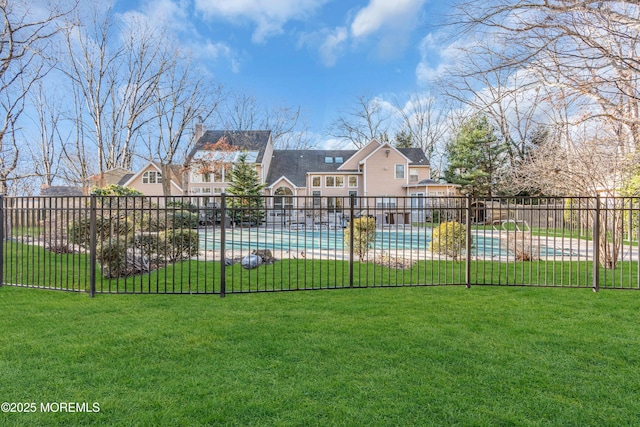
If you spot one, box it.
[429,221,468,261]
[68,215,134,246]
[97,237,150,278]
[130,230,199,264]
[166,200,197,212]
[168,210,199,229]
[344,217,377,261]
[91,184,143,196]
[160,229,199,262]
[135,213,167,232]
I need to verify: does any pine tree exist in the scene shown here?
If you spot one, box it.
[444,115,505,197]
[226,153,267,225]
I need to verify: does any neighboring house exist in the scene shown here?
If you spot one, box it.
[123,129,459,223]
[88,167,133,189]
[121,162,184,200]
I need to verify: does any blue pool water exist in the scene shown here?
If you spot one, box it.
[199,228,564,258]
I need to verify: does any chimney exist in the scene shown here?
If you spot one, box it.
[195,123,204,143]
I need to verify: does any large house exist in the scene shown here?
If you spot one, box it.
[124,129,459,222]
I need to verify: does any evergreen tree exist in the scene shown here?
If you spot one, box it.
[395,130,413,148]
[444,115,505,197]
[226,153,267,225]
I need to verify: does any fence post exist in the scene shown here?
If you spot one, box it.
[592,195,600,292]
[349,194,355,288]
[0,195,4,288]
[220,193,226,298]
[465,195,472,288]
[89,194,97,297]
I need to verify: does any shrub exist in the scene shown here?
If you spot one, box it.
[500,235,539,261]
[166,200,197,212]
[160,229,199,262]
[429,221,468,261]
[168,210,199,229]
[91,184,143,196]
[135,213,167,232]
[131,230,198,264]
[344,217,377,261]
[97,237,150,278]
[68,215,134,246]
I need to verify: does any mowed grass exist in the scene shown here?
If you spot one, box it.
[5,241,640,292]
[1,285,640,426]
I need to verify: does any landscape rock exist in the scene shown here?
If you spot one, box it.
[241,254,263,269]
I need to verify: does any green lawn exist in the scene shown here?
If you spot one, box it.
[1,286,640,426]
[4,241,640,292]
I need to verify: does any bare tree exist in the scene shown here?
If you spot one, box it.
[61,3,168,180]
[328,93,392,148]
[59,81,95,193]
[146,53,224,196]
[216,91,313,149]
[450,0,640,153]
[511,117,636,269]
[0,0,74,194]
[26,80,64,188]
[395,93,449,161]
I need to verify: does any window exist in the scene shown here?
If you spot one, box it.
[190,171,202,183]
[202,172,212,183]
[395,164,405,179]
[349,190,358,207]
[411,192,425,209]
[142,171,162,184]
[324,156,333,163]
[312,191,321,208]
[409,169,419,182]
[274,187,294,209]
[348,176,358,188]
[376,197,397,208]
[335,157,343,163]
[327,197,343,212]
[325,176,344,188]
[312,176,321,187]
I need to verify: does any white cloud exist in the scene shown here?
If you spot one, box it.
[195,0,330,43]
[351,0,426,39]
[201,41,242,73]
[415,33,462,84]
[318,27,348,67]
[140,0,189,30]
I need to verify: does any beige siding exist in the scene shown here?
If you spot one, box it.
[409,166,431,183]
[126,165,182,197]
[362,149,408,197]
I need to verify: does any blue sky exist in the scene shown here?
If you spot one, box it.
[113,0,451,143]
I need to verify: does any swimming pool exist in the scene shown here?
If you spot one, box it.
[198,227,570,258]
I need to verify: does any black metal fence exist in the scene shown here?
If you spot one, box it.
[1,194,639,296]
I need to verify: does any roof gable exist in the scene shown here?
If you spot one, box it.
[122,162,183,192]
[358,142,412,165]
[337,139,381,171]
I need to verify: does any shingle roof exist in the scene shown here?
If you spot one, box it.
[186,130,272,163]
[266,147,430,187]
[117,174,134,185]
[397,148,430,166]
[266,150,358,187]
[40,186,84,196]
